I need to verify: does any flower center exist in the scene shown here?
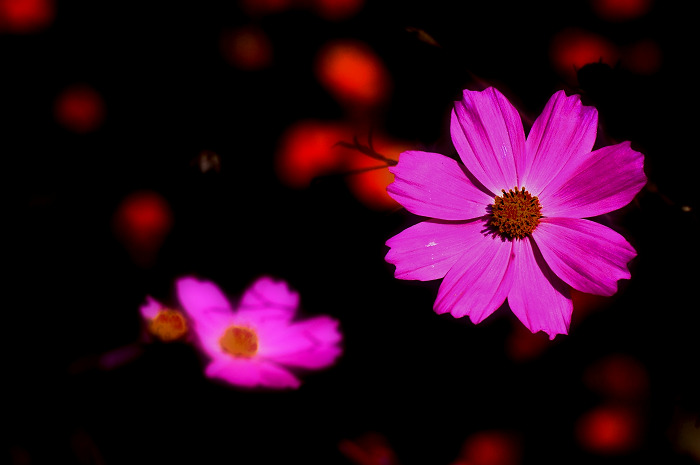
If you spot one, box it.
[488,187,542,239]
[149,309,188,342]
[220,326,259,358]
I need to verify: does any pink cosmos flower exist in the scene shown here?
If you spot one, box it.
[176,276,343,389]
[385,87,646,339]
[140,297,189,342]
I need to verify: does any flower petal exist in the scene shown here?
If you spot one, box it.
[237,276,299,322]
[532,218,636,296]
[263,316,342,369]
[385,218,488,281]
[205,358,300,389]
[539,141,646,218]
[507,237,572,340]
[176,276,233,317]
[521,90,598,195]
[387,150,492,220]
[450,87,524,194]
[139,296,162,320]
[434,227,514,323]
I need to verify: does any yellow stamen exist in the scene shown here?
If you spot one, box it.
[149,309,188,342]
[488,187,542,239]
[220,326,259,358]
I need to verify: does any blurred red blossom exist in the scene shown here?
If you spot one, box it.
[575,404,643,454]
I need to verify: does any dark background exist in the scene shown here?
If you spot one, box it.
[4,1,699,464]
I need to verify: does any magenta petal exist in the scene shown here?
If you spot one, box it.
[205,358,300,389]
[176,276,233,318]
[264,316,342,369]
[387,150,492,220]
[237,276,299,322]
[450,87,524,194]
[385,219,489,281]
[507,238,572,340]
[533,218,637,296]
[434,229,514,322]
[521,90,598,195]
[139,296,162,320]
[539,141,646,218]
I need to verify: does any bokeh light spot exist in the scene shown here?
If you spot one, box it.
[0,0,54,33]
[312,0,364,20]
[584,354,649,400]
[576,405,642,454]
[456,430,521,465]
[220,25,273,71]
[315,39,391,109]
[54,84,106,133]
[622,39,662,75]
[113,190,173,267]
[550,28,619,84]
[591,0,653,21]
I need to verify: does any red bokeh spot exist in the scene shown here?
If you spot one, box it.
[622,39,662,75]
[113,191,173,267]
[275,119,407,210]
[576,405,642,454]
[0,0,54,33]
[456,430,520,465]
[550,28,619,84]
[344,136,407,211]
[591,0,652,21]
[54,84,106,133]
[238,0,293,16]
[571,288,613,324]
[338,432,399,465]
[315,40,391,109]
[505,322,551,362]
[275,120,353,189]
[312,0,364,20]
[220,26,273,71]
[584,354,649,400]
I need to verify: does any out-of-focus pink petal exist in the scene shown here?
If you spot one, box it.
[176,276,233,317]
[539,141,646,218]
[256,321,316,357]
[533,218,636,296]
[385,218,488,281]
[521,90,598,196]
[264,316,343,369]
[450,87,524,194]
[237,276,299,322]
[139,296,162,320]
[507,238,572,339]
[205,357,299,389]
[434,228,514,322]
[387,150,492,220]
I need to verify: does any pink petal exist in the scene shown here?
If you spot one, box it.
[139,296,162,320]
[532,218,637,296]
[387,150,492,220]
[205,357,300,389]
[256,320,317,358]
[434,227,514,323]
[450,87,524,194]
[176,276,233,318]
[237,276,299,322]
[264,316,343,369]
[539,141,646,218]
[385,219,489,281]
[521,90,598,196]
[507,238,572,340]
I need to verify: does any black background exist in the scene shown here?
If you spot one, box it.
[4,1,699,464]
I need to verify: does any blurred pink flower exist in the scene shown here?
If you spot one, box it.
[385,87,646,339]
[176,276,342,389]
[140,297,189,342]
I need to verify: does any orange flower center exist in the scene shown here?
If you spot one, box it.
[489,187,542,239]
[149,309,188,342]
[220,326,259,357]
